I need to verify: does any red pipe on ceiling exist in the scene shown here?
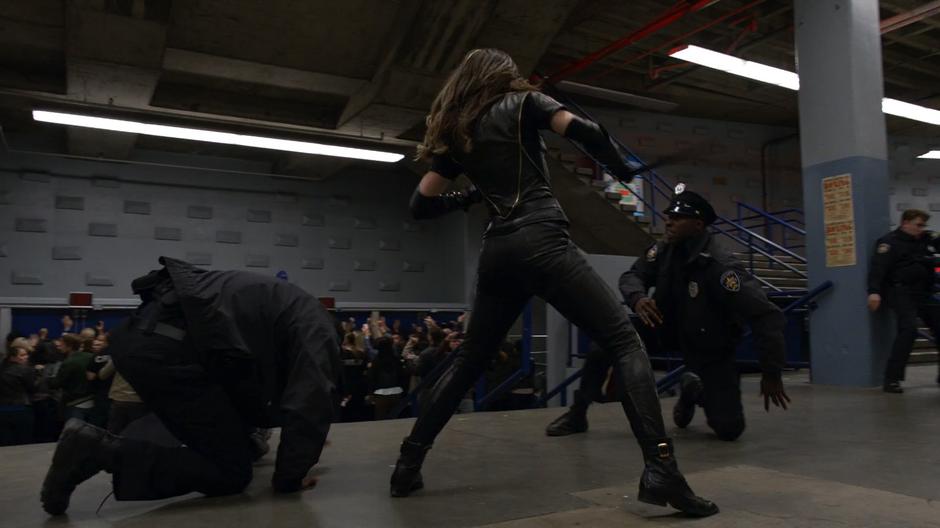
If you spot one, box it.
[881,0,940,34]
[543,0,721,83]
[582,0,768,83]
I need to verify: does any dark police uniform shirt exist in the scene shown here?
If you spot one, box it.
[619,231,786,377]
[867,228,938,297]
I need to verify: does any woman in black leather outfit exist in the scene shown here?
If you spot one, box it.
[390,48,718,517]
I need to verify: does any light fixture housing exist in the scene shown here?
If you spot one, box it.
[668,45,940,127]
[32,110,405,163]
[668,45,800,90]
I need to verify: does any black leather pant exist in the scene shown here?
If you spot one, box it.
[884,287,940,383]
[408,222,666,446]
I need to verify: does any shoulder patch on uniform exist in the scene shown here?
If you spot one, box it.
[646,245,658,262]
[688,281,699,298]
[720,270,741,292]
[877,243,890,254]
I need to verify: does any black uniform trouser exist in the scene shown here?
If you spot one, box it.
[575,348,745,441]
[408,221,666,446]
[885,288,940,383]
[690,357,744,441]
[108,319,253,500]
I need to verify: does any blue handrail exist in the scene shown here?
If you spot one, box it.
[709,219,807,276]
[736,202,806,237]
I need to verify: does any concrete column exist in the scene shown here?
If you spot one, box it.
[794,0,892,386]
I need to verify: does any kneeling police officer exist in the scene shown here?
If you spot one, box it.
[546,186,790,441]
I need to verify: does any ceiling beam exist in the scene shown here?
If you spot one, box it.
[64,0,168,158]
[162,48,366,97]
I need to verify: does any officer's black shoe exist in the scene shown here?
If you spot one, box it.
[672,373,703,429]
[637,439,719,518]
[41,419,119,515]
[390,437,431,497]
[883,381,904,393]
[545,408,588,437]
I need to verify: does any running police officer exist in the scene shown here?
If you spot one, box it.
[546,186,790,441]
[867,208,940,393]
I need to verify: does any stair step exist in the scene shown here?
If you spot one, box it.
[760,279,809,287]
[734,253,805,264]
[749,268,807,278]
[910,349,938,363]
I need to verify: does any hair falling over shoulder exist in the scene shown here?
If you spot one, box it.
[416,48,539,161]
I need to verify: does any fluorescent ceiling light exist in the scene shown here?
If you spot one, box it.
[669,45,800,91]
[919,150,940,159]
[882,99,940,126]
[32,110,404,163]
[668,45,940,127]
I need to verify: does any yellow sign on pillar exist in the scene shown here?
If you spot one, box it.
[821,173,856,267]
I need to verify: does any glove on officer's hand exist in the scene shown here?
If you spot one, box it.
[760,373,790,412]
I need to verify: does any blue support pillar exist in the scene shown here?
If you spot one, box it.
[794,0,893,386]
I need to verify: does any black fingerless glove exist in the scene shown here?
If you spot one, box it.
[409,187,480,219]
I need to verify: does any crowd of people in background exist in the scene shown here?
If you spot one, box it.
[335,313,532,423]
[0,315,147,446]
[0,310,534,445]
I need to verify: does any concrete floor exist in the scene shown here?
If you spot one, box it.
[2,365,939,527]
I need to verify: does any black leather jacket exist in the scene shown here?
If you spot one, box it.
[156,257,340,491]
[439,91,570,236]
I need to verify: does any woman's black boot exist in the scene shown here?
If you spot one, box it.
[390,438,431,497]
[638,438,719,517]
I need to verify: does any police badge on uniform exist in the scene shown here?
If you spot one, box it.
[720,270,741,292]
[688,281,699,298]
[646,245,658,262]
[877,243,890,254]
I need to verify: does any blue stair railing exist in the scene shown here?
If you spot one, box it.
[547,85,808,289]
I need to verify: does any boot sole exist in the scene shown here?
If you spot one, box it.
[390,480,423,498]
[545,426,587,437]
[638,488,720,517]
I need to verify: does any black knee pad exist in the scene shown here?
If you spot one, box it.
[709,419,745,441]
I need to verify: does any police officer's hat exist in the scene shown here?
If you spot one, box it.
[663,183,717,225]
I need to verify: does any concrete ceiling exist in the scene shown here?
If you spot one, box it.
[0,0,937,177]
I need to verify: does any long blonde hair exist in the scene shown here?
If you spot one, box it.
[416,49,538,161]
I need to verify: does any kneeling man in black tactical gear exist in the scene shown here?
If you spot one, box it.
[41,257,340,515]
[546,186,790,441]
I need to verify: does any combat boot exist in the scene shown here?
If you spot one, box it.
[545,408,588,436]
[41,419,120,515]
[672,372,703,428]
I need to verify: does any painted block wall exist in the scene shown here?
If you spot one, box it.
[0,151,467,305]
